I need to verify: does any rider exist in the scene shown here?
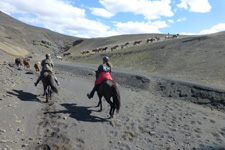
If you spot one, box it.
[87,56,113,99]
[34,54,59,86]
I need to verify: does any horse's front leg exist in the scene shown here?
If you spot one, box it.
[109,104,115,117]
[43,85,46,96]
[106,98,114,118]
[97,96,102,112]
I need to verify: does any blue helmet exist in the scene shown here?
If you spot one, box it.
[103,56,109,62]
[46,54,51,58]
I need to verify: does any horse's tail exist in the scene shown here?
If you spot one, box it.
[112,82,121,113]
[49,74,58,94]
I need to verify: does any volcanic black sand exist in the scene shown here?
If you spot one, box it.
[0,60,225,150]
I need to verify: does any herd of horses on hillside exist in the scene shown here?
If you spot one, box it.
[80,34,179,55]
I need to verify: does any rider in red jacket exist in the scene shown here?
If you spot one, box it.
[87,56,112,99]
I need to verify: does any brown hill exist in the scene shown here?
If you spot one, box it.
[0,11,80,60]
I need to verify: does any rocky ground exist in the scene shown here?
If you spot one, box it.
[0,60,225,150]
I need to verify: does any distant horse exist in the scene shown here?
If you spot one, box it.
[154,37,160,41]
[23,59,30,69]
[172,34,179,38]
[63,53,71,57]
[147,38,155,43]
[92,48,101,53]
[102,47,108,52]
[56,56,62,61]
[111,45,119,51]
[121,42,129,49]
[34,61,41,72]
[81,50,90,55]
[95,71,121,118]
[15,57,23,67]
[165,35,173,40]
[41,72,58,103]
[133,40,142,45]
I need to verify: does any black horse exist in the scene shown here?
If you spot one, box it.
[95,71,121,118]
[41,72,58,103]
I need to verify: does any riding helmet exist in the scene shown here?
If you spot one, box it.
[46,54,51,58]
[103,56,109,62]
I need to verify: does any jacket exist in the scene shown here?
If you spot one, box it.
[95,63,112,84]
[41,58,54,72]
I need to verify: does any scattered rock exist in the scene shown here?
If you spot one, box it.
[21,144,29,147]
[0,129,6,133]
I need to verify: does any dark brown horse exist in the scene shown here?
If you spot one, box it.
[15,57,23,67]
[95,71,121,118]
[133,40,142,45]
[23,59,30,69]
[41,72,58,103]
[111,45,119,51]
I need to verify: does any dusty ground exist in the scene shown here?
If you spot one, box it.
[0,61,225,150]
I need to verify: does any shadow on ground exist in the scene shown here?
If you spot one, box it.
[45,103,108,123]
[7,89,42,103]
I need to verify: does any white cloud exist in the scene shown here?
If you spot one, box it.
[114,21,168,34]
[0,0,85,17]
[0,0,112,38]
[180,23,225,35]
[177,0,211,13]
[90,8,114,18]
[168,19,174,23]
[91,0,174,20]
[199,23,225,34]
[177,17,187,22]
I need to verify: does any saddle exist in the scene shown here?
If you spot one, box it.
[42,70,52,77]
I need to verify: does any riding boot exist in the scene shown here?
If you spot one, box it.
[87,84,100,99]
[54,76,59,86]
[55,79,59,86]
[34,75,41,86]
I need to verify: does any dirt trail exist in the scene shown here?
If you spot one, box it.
[0,62,225,150]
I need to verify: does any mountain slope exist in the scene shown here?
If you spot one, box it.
[1,11,225,89]
[67,32,225,88]
[0,11,80,58]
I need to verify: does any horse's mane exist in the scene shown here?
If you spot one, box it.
[111,79,118,88]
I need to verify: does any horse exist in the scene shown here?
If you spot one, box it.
[56,56,62,61]
[63,53,71,57]
[147,38,155,43]
[111,45,119,51]
[95,71,121,118]
[41,72,58,103]
[133,40,142,45]
[154,37,160,41]
[34,61,41,72]
[102,47,108,52]
[15,57,23,67]
[23,59,30,69]
[81,50,90,55]
[121,42,129,49]
[92,48,102,53]
[165,35,173,40]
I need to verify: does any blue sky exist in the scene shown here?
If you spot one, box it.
[1,0,225,38]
